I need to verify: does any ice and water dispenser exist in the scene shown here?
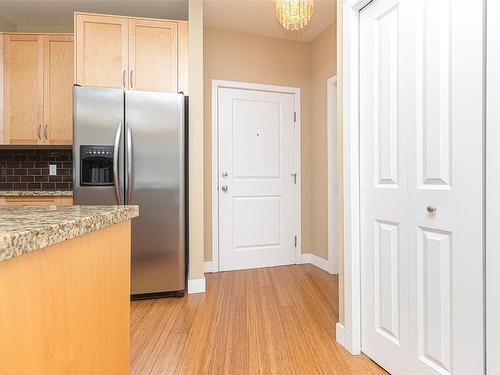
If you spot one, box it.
[79,145,114,186]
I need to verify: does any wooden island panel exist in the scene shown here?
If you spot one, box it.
[0,220,131,374]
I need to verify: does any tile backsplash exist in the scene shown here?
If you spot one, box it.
[0,149,73,191]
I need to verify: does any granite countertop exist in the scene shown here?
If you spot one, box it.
[0,205,139,262]
[0,190,73,197]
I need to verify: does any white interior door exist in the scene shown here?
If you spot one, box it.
[218,87,298,271]
[360,0,484,374]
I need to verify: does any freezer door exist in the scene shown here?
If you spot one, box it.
[125,90,185,294]
[73,86,125,205]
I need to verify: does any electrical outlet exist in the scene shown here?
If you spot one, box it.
[49,164,57,176]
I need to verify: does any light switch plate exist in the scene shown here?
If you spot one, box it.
[49,164,57,176]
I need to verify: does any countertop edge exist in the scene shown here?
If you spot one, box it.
[0,206,139,262]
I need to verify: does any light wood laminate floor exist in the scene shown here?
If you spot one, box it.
[130,264,386,374]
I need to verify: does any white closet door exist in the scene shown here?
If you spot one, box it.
[407,0,484,373]
[360,0,484,374]
[360,0,410,372]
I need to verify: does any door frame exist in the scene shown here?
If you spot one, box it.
[211,79,302,273]
[341,0,374,355]
[487,1,499,372]
[327,76,338,274]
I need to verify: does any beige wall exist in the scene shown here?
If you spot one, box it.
[310,24,336,260]
[0,17,16,32]
[203,24,337,264]
[188,0,205,281]
[203,27,313,262]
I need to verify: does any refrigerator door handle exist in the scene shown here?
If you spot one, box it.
[126,122,133,205]
[113,121,122,205]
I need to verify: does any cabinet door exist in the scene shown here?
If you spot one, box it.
[3,35,43,145]
[128,18,178,92]
[43,35,74,145]
[177,21,188,95]
[75,13,128,89]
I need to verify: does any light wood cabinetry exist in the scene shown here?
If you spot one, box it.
[3,34,43,145]
[177,21,188,94]
[1,33,74,145]
[0,196,73,205]
[75,13,128,89]
[0,221,130,374]
[75,13,188,93]
[43,35,74,145]
[128,18,177,92]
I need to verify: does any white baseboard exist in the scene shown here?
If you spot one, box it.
[188,277,206,294]
[204,253,332,275]
[309,253,332,273]
[336,322,345,346]
[298,253,312,264]
[299,252,333,274]
[204,261,213,273]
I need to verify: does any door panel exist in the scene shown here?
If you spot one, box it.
[128,19,177,92]
[415,0,452,189]
[75,13,128,89]
[3,35,43,145]
[360,0,484,374]
[360,0,410,372]
[374,220,400,343]
[43,35,73,145]
[218,88,297,271]
[416,227,452,373]
[407,0,484,373]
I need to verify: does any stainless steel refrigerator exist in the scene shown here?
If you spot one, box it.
[72,86,185,298]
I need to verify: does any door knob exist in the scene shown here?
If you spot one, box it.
[427,205,436,214]
[221,185,228,193]
[221,171,228,178]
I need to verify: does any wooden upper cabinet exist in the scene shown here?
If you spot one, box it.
[44,35,74,145]
[128,19,177,92]
[75,13,128,89]
[3,34,44,145]
[74,13,188,93]
[177,21,188,95]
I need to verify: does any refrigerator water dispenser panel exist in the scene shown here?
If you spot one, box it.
[80,145,114,186]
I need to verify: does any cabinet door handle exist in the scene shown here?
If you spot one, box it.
[37,124,41,140]
[43,125,48,141]
[122,69,126,88]
[130,70,133,89]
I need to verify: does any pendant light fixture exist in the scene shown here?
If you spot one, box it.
[276,0,314,31]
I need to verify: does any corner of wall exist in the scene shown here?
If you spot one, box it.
[188,0,206,283]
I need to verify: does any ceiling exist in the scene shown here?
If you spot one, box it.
[204,0,336,42]
[0,0,188,32]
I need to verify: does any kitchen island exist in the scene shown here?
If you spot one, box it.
[0,205,139,374]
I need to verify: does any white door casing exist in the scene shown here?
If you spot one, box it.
[359,0,484,374]
[215,83,300,271]
[486,0,500,374]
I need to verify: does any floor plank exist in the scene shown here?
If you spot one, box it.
[130,264,386,375]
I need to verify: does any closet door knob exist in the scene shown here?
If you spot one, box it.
[427,206,436,214]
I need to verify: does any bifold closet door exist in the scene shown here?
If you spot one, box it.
[360,0,484,373]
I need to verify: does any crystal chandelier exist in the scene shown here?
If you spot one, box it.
[276,0,314,31]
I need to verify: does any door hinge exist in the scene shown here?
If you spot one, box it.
[291,172,297,184]
[294,236,297,248]
[294,111,297,123]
